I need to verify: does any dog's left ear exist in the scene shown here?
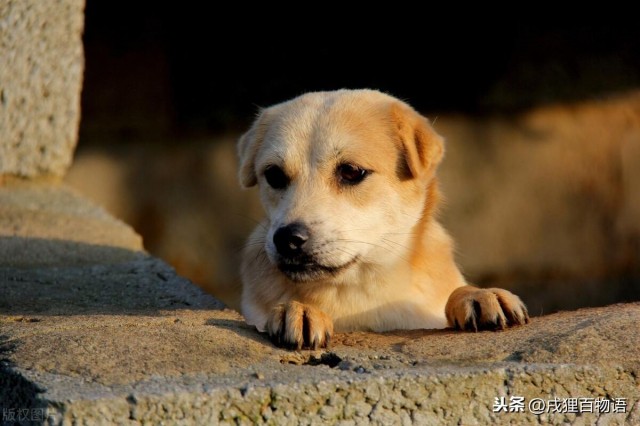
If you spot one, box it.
[237,108,272,188]
[390,102,444,181]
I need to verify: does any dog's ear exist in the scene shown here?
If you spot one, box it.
[390,102,444,181]
[237,109,271,188]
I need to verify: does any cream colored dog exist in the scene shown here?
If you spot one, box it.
[238,89,529,349]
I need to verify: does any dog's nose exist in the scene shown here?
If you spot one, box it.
[273,223,309,257]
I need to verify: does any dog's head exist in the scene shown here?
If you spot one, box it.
[238,90,444,282]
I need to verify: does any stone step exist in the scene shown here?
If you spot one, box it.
[1,183,638,425]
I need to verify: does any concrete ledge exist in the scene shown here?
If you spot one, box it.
[0,181,142,267]
[1,184,639,424]
[2,302,639,424]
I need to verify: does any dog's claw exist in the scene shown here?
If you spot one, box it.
[446,286,529,332]
[464,314,478,332]
[266,301,333,350]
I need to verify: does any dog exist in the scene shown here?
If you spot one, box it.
[237,89,529,349]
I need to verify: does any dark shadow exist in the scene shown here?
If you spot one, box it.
[0,335,17,358]
[0,336,47,423]
[205,318,272,346]
[0,236,223,316]
[207,308,472,353]
[81,5,640,139]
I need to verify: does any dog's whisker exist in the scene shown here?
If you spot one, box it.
[381,237,414,252]
[332,239,415,265]
[335,237,410,250]
[333,239,399,254]
[241,239,266,247]
[335,247,358,258]
[377,240,415,267]
[237,239,268,255]
[251,248,265,265]
[231,212,267,227]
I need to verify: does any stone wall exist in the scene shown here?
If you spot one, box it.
[0,0,84,178]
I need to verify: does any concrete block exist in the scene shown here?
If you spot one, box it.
[0,181,142,266]
[0,182,638,424]
[0,0,85,178]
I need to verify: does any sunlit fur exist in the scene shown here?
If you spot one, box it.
[237,90,528,338]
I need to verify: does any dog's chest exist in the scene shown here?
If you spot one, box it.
[297,273,448,332]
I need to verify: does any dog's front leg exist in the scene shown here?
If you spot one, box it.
[266,301,333,350]
[445,286,529,331]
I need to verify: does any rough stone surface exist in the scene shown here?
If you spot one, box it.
[0,181,142,266]
[2,298,639,424]
[0,0,85,178]
[1,184,639,425]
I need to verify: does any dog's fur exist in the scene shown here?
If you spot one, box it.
[238,89,528,349]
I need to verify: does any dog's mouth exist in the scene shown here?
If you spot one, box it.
[277,256,359,282]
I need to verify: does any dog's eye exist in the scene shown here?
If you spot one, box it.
[264,165,290,189]
[337,164,369,185]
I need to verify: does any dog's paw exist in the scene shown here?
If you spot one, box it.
[266,301,333,350]
[445,286,529,332]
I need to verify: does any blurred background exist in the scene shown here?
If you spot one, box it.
[65,3,640,315]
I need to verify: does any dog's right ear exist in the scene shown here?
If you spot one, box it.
[237,109,271,188]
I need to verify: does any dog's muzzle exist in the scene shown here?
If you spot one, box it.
[271,222,359,282]
[273,223,325,281]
